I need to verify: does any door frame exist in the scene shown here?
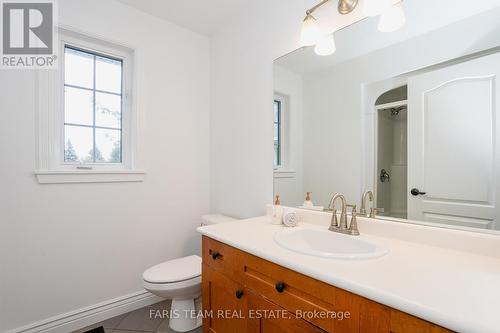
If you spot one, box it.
[361,78,408,209]
[373,99,408,217]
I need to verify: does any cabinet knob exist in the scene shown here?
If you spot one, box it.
[235,289,244,299]
[211,251,221,260]
[275,281,286,293]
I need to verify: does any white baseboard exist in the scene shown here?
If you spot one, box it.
[6,290,164,333]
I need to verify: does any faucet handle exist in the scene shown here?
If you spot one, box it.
[329,209,339,231]
[348,205,360,235]
[369,207,384,218]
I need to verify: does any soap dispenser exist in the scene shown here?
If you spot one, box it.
[302,192,313,208]
[271,194,283,225]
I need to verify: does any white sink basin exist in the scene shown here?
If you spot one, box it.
[273,227,389,260]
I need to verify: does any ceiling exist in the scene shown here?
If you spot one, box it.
[116,0,500,65]
[116,0,249,36]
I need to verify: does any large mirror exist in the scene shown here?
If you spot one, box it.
[273,6,500,232]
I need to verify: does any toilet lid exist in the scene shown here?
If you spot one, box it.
[143,255,201,283]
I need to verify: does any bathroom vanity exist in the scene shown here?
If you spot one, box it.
[198,211,500,333]
[201,236,450,333]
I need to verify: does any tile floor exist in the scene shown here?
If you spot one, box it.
[73,300,202,333]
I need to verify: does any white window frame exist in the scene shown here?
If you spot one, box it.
[273,93,295,178]
[35,28,145,184]
[273,94,287,170]
[273,98,283,169]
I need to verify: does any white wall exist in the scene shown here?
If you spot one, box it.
[0,1,210,331]
[273,65,304,207]
[209,0,500,218]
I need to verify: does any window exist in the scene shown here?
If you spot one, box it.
[273,94,295,179]
[64,46,123,164]
[34,29,144,184]
[274,99,282,168]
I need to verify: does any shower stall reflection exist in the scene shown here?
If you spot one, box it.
[376,86,408,219]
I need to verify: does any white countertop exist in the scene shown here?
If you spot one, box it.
[197,214,500,333]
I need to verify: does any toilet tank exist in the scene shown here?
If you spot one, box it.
[201,214,237,226]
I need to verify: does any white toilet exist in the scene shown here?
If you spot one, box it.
[142,214,236,332]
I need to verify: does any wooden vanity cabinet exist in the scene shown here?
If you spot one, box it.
[202,236,452,333]
[247,289,328,333]
[202,264,325,333]
[202,264,249,332]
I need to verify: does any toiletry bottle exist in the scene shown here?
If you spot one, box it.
[271,195,283,225]
[303,192,314,208]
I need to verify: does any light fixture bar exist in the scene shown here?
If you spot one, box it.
[306,0,359,16]
[305,0,329,15]
[300,0,406,55]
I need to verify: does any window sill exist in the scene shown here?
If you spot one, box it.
[273,169,296,179]
[34,170,146,184]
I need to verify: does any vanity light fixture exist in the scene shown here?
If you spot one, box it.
[314,33,336,56]
[300,13,320,46]
[338,0,359,15]
[300,0,406,55]
[378,3,406,32]
[363,0,392,17]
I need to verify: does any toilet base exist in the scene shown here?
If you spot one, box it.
[167,297,202,332]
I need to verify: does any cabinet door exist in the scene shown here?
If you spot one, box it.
[202,236,241,281]
[239,251,336,331]
[390,310,453,333]
[334,289,391,333]
[202,264,248,333]
[247,289,326,333]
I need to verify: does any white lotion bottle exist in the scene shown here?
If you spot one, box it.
[271,195,283,225]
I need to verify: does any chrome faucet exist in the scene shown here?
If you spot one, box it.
[328,193,347,230]
[327,193,360,236]
[360,190,374,216]
[360,190,384,218]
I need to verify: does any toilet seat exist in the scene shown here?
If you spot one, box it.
[142,255,202,302]
[143,275,201,294]
[143,255,201,284]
